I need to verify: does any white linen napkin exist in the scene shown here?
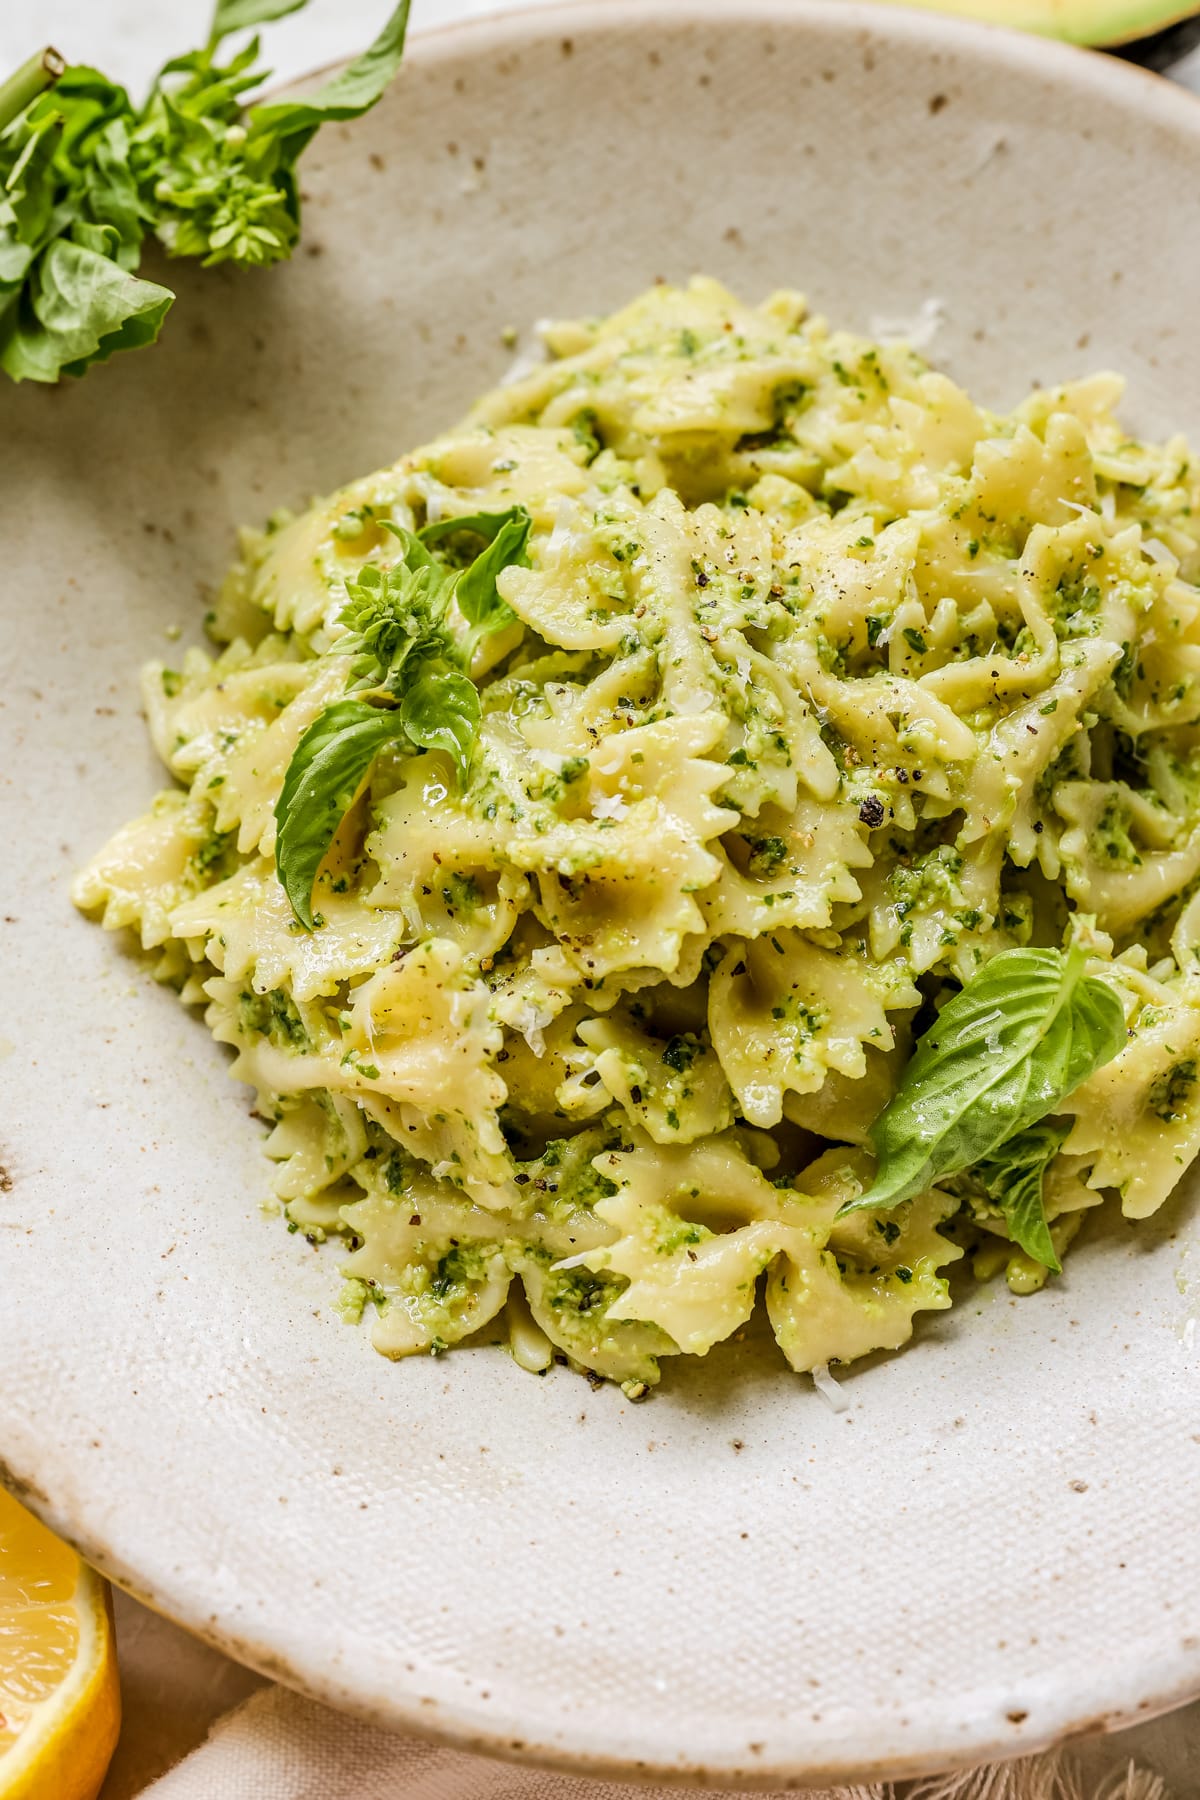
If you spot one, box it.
[141,1681,1176,1800]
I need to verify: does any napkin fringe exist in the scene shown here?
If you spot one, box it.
[899,1750,1168,1800]
[142,1683,1170,1800]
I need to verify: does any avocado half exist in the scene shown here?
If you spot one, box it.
[874,0,1199,45]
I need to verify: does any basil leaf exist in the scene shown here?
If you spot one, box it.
[211,0,310,41]
[137,46,301,269]
[340,541,457,691]
[276,508,511,915]
[0,0,409,383]
[247,0,410,153]
[274,698,404,929]
[454,509,531,632]
[975,1119,1070,1274]
[399,667,481,786]
[0,237,172,382]
[381,516,439,568]
[1,109,64,258]
[841,945,1125,1215]
[418,508,530,547]
[79,119,144,271]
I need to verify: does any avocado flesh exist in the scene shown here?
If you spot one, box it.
[872,0,1198,45]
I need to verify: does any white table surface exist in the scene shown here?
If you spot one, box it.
[5,2,1200,1793]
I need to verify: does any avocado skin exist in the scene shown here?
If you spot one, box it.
[1118,10,1200,62]
[876,0,1200,47]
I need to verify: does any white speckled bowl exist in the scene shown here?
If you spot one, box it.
[3,2,1200,1786]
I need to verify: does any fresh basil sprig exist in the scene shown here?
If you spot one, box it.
[212,0,311,33]
[840,944,1125,1222]
[274,699,407,931]
[0,0,410,382]
[339,540,457,693]
[452,514,526,635]
[974,1118,1071,1273]
[273,507,531,928]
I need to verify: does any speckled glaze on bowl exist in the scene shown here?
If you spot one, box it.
[3,2,1200,1786]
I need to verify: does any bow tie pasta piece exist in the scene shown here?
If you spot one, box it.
[953,638,1122,878]
[582,712,736,835]
[340,1126,673,1380]
[825,370,985,517]
[790,658,977,816]
[495,493,638,653]
[497,1004,599,1131]
[630,492,771,722]
[264,1093,369,1209]
[518,1256,676,1387]
[366,740,535,959]
[509,1135,682,1388]
[627,344,816,447]
[336,943,513,1204]
[409,867,529,965]
[1056,782,1200,939]
[781,1026,913,1148]
[415,424,591,521]
[72,791,226,949]
[708,933,920,1129]
[766,1149,963,1372]
[773,512,923,667]
[968,414,1098,542]
[233,426,585,640]
[141,642,314,782]
[217,661,352,859]
[204,940,514,1207]
[203,973,333,1106]
[575,1132,812,1357]
[340,1172,516,1358]
[508,714,736,982]
[701,796,872,941]
[486,929,585,1042]
[369,742,510,876]
[510,816,719,982]
[226,466,438,645]
[914,523,1071,717]
[858,841,996,976]
[472,277,820,504]
[168,859,408,1001]
[716,647,839,818]
[1015,372,1127,442]
[686,504,840,810]
[520,934,711,1037]
[567,1008,735,1145]
[139,642,358,866]
[1100,570,1200,737]
[1061,969,1200,1219]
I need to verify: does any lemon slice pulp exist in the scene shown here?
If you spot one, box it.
[0,1487,119,1800]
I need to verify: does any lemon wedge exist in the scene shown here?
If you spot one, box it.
[0,1487,119,1800]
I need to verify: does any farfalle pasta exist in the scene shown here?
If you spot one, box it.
[75,277,1200,1392]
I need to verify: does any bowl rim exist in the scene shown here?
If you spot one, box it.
[8,0,1200,1786]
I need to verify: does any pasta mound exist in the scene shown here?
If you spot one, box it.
[74,278,1200,1391]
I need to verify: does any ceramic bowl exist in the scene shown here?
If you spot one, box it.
[4,1,1200,1785]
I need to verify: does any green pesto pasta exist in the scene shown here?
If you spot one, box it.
[74,277,1200,1393]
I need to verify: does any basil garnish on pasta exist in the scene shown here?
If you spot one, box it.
[841,946,1126,1230]
[973,1120,1072,1273]
[274,506,530,928]
[274,700,407,932]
